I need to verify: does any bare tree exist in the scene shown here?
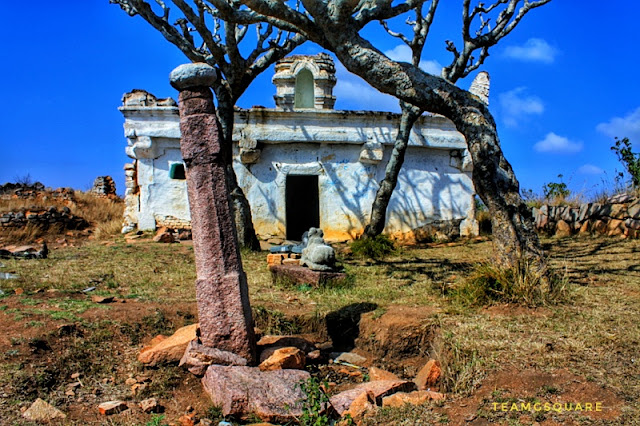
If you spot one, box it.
[364,1,437,238]
[225,0,551,284]
[110,0,306,250]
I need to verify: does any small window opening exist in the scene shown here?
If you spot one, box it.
[294,68,314,109]
[169,163,186,180]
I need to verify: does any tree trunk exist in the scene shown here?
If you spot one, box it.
[326,34,547,284]
[214,85,261,251]
[364,103,421,238]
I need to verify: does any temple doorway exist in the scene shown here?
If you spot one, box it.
[285,175,319,241]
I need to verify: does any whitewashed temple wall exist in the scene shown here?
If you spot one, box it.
[120,105,478,242]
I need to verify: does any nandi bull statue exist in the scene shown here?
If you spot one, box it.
[300,227,337,272]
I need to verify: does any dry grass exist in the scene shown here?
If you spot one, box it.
[0,191,124,244]
[0,236,638,423]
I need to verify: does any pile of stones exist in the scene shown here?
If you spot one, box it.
[90,176,117,199]
[0,182,74,201]
[0,206,88,231]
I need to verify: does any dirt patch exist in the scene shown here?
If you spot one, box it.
[441,367,624,425]
[354,305,440,378]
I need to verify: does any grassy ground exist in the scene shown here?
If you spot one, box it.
[0,233,638,424]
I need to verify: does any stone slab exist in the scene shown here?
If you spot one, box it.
[201,365,310,422]
[268,264,346,287]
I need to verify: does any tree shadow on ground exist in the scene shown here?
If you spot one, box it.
[544,237,640,285]
[376,257,475,286]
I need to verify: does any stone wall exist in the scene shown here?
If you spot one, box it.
[0,206,89,230]
[532,194,640,238]
[0,182,74,202]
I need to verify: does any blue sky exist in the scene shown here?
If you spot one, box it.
[1,1,638,200]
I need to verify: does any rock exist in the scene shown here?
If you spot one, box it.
[343,390,376,423]
[98,400,128,415]
[382,390,446,408]
[368,366,400,381]
[607,219,626,236]
[609,204,628,219]
[268,264,347,287]
[179,413,197,426]
[259,347,306,371]
[180,339,248,375]
[178,230,192,240]
[608,193,634,204]
[201,365,310,422]
[91,295,114,304]
[138,323,199,365]
[578,203,590,222]
[329,380,416,415]
[307,350,323,362]
[153,228,175,243]
[592,219,607,234]
[257,335,317,359]
[140,397,163,413]
[282,258,300,266]
[169,63,218,90]
[555,220,571,238]
[579,221,590,234]
[625,219,640,230]
[414,359,441,390]
[629,201,640,219]
[333,352,368,366]
[22,398,66,421]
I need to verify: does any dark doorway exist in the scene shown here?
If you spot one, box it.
[286,175,319,241]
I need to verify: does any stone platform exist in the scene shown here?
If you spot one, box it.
[268,264,347,287]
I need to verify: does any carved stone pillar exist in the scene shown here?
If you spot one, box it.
[169,63,256,364]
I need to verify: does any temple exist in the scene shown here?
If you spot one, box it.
[119,53,479,243]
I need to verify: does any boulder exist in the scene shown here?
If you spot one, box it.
[579,221,590,234]
[607,219,626,236]
[592,219,607,234]
[329,380,416,415]
[414,359,441,390]
[201,365,310,422]
[258,347,306,371]
[22,398,66,422]
[138,323,198,365]
[555,220,572,238]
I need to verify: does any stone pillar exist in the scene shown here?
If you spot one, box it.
[169,63,256,364]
